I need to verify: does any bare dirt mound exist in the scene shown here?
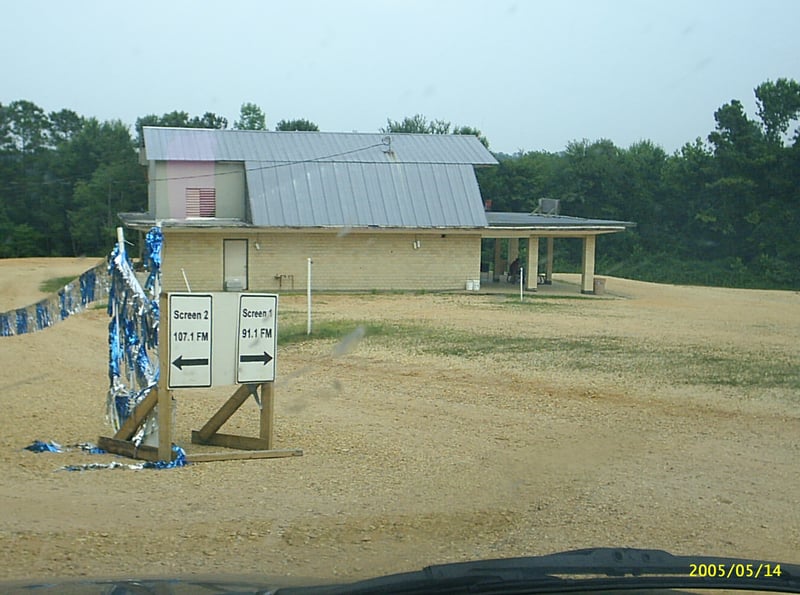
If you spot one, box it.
[0,263,798,583]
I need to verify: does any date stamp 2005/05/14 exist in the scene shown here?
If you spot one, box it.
[689,562,782,579]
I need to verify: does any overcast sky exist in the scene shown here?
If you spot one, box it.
[2,0,798,155]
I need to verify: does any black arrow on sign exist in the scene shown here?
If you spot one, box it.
[239,352,273,365]
[172,355,209,370]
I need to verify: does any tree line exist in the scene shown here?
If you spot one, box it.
[0,102,319,256]
[477,78,800,288]
[1,82,798,289]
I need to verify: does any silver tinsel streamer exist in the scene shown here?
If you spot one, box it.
[105,228,162,445]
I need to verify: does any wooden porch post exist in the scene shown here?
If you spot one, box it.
[508,238,519,267]
[157,291,173,461]
[493,238,503,282]
[545,237,554,284]
[525,236,539,291]
[581,235,597,294]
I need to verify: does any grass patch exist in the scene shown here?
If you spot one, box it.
[407,331,623,358]
[276,317,799,392]
[677,349,800,389]
[499,299,580,311]
[278,320,401,347]
[514,294,595,301]
[39,276,77,294]
[491,294,600,312]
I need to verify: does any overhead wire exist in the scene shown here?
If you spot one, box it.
[144,140,388,183]
[0,139,388,194]
[0,131,488,200]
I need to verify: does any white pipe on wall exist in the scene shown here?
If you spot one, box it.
[181,269,192,292]
[307,258,313,335]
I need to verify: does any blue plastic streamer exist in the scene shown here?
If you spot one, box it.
[142,301,159,349]
[135,345,152,388]
[143,227,163,293]
[24,440,62,453]
[123,318,138,371]
[25,440,107,455]
[0,260,108,337]
[0,314,11,337]
[35,302,52,330]
[114,391,132,422]
[16,309,28,335]
[23,440,188,471]
[143,445,188,469]
[58,287,70,320]
[59,445,188,472]
[80,269,96,305]
[61,462,130,471]
[108,317,122,383]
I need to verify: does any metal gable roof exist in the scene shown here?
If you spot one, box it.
[245,161,489,228]
[142,126,494,229]
[142,127,498,165]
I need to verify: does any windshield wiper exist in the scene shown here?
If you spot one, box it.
[276,547,800,594]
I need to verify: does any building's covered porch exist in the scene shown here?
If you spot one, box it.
[481,212,634,294]
[474,272,609,297]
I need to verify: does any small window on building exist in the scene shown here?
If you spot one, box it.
[186,187,216,217]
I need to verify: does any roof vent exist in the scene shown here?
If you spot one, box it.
[534,198,560,216]
[381,135,393,153]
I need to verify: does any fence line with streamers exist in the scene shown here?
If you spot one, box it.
[0,262,109,337]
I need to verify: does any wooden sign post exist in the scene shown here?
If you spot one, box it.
[99,291,302,464]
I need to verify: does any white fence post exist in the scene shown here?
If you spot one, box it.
[307,258,313,335]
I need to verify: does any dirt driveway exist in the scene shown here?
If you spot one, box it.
[0,260,798,583]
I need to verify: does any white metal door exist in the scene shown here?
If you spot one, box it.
[223,239,248,290]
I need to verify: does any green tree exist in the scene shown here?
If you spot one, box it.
[0,222,45,257]
[1,101,51,253]
[0,102,13,152]
[708,100,765,167]
[706,100,769,261]
[381,115,490,148]
[190,112,229,130]
[559,138,626,215]
[0,103,15,212]
[381,114,450,134]
[135,111,191,145]
[6,99,50,154]
[453,125,489,149]
[755,78,800,145]
[234,102,266,130]
[476,150,559,212]
[135,110,228,145]
[43,118,141,254]
[661,138,717,258]
[275,118,319,131]
[617,140,668,228]
[48,109,84,146]
[68,158,145,255]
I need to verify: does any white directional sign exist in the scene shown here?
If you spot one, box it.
[168,294,213,388]
[236,294,278,383]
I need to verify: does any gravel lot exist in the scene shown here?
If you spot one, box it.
[0,258,798,583]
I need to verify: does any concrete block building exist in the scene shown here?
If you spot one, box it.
[121,127,631,293]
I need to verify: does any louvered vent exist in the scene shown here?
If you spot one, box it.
[186,187,216,217]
